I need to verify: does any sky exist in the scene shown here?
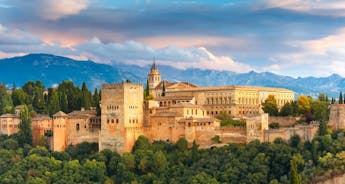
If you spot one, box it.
[1,0,345,77]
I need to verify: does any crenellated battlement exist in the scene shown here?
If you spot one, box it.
[102,81,142,89]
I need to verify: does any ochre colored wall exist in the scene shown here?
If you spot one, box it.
[52,116,67,152]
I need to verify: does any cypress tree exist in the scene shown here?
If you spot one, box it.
[191,141,199,162]
[290,155,301,184]
[59,92,68,113]
[81,82,91,110]
[339,91,343,104]
[145,80,150,97]
[11,83,16,94]
[48,89,60,115]
[93,89,99,106]
[319,121,328,136]
[93,88,101,116]
[17,105,32,146]
[161,81,166,97]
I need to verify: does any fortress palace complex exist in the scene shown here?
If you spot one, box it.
[1,63,321,153]
[98,63,297,153]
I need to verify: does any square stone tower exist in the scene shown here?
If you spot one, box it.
[246,113,269,143]
[329,104,345,130]
[99,81,144,153]
[52,111,68,151]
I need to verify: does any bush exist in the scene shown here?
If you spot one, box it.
[269,122,280,129]
[221,119,246,127]
[211,135,221,143]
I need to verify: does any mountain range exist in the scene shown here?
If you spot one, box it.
[0,53,343,97]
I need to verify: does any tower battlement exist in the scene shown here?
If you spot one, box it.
[102,82,142,89]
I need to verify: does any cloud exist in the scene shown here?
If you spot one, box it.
[5,0,90,20]
[0,24,253,73]
[267,27,345,77]
[295,28,345,54]
[74,37,253,73]
[137,36,251,49]
[264,0,345,16]
[0,24,74,56]
[0,24,41,45]
[39,0,90,20]
[1,1,345,77]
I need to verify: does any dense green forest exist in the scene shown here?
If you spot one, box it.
[0,80,100,116]
[0,129,344,184]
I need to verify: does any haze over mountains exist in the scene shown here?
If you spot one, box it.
[0,54,343,97]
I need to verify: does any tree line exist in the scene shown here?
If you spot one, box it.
[262,94,329,122]
[0,80,101,116]
[0,129,344,183]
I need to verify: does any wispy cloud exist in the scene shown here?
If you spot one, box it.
[0,24,252,73]
[3,0,90,20]
[264,0,345,17]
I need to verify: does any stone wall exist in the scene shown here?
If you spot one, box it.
[329,104,345,130]
[246,113,269,143]
[264,123,319,142]
[31,117,53,146]
[66,117,99,146]
[215,127,247,144]
[312,173,345,184]
[269,116,299,127]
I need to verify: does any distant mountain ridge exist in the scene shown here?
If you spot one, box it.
[0,53,343,97]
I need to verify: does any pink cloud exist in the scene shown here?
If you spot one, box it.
[137,35,251,49]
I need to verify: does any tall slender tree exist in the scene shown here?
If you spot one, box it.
[33,80,45,113]
[17,105,32,146]
[290,155,302,184]
[161,81,166,97]
[145,80,150,97]
[48,89,60,115]
[59,92,68,113]
[93,88,101,116]
[81,82,91,110]
[339,91,343,104]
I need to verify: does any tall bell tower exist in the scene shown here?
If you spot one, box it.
[147,61,161,94]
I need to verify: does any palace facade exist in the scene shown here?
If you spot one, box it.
[148,63,294,117]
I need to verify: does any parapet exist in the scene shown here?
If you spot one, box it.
[102,81,143,89]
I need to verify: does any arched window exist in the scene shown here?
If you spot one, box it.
[76,123,80,131]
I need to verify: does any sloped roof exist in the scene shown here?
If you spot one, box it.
[68,110,96,117]
[151,111,180,117]
[53,111,68,117]
[166,85,294,93]
[178,117,219,123]
[0,113,18,118]
[155,96,194,101]
[32,115,52,121]
[154,80,197,90]
[170,102,201,108]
